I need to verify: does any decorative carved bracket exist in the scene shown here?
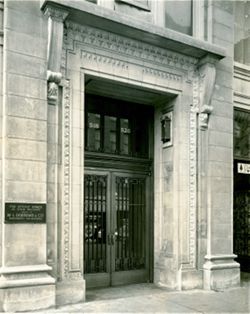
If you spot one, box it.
[47,70,62,106]
[197,55,217,130]
[43,5,68,105]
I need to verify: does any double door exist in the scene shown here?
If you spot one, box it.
[234,160,250,271]
[84,170,151,288]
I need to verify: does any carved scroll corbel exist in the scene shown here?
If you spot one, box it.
[198,56,217,130]
[43,5,69,105]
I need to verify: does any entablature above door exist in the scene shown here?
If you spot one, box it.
[41,0,225,60]
[42,0,226,131]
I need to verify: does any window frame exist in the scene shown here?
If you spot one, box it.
[84,95,152,158]
[116,0,151,12]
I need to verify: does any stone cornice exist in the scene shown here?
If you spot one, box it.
[66,21,198,71]
[41,0,226,60]
[234,62,250,82]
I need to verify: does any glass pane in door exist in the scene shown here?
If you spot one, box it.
[104,116,117,153]
[120,118,131,155]
[84,174,107,273]
[115,177,146,271]
[86,113,101,152]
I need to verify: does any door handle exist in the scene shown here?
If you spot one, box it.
[112,231,118,245]
[107,234,112,246]
[108,232,118,245]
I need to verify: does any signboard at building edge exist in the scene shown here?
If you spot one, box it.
[237,162,250,174]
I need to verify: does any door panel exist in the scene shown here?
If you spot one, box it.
[111,174,147,285]
[84,170,150,288]
[84,172,111,288]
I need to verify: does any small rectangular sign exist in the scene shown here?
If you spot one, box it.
[238,163,250,174]
[5,203,46,224]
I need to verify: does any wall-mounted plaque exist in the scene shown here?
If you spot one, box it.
[238,163,250,174]
[5,203,46,224]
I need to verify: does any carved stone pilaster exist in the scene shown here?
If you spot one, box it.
[197,55,217,130]
[43,5,69,105]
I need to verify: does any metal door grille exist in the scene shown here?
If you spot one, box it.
[84,174,107,273]
[234,190,250,256]
[115,177,146,271]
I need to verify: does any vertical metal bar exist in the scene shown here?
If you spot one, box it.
[129,179,133,267]
[121,178,124,269]
[140,180,143,261]
[92,177,95,272]
[84,176,86,273]
[135,180,139,265]
[96,179,99,270]
[104,177,107,272]
[125,178,128,261]
[128,178,131,267]
[117,178,120,270]
[123,179,126,260]
[137,180,140,263]
[87,176,90,273]
[100,178,103,267]
[142,179,146,264]
[99,179,102,265]
[141,180,144,263]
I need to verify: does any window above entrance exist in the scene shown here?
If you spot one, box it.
[234,109,250,160]
[85,95,152,158]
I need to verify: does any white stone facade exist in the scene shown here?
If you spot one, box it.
[0,0,244,311]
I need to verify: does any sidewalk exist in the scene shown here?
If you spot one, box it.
[36,280,250,314]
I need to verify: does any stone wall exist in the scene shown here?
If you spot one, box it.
[202,0,240,290]
[0,1,55,311]
[3,0,47,267]
[0,0,3,269]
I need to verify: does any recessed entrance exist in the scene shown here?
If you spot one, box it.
[83,75,175,288]
[83,83,158,288]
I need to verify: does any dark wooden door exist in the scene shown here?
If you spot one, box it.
[84,170,150,288]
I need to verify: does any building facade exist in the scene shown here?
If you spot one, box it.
[233,0,250,274]
[0,0,248,312]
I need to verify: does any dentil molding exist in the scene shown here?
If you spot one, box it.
[65,21,198,72]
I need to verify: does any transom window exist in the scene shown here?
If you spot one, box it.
[85,95,152,158]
